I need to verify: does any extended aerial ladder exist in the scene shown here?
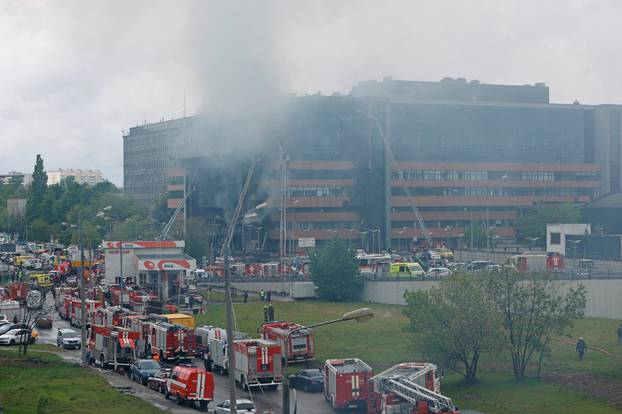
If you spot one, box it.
[370,363,460,414]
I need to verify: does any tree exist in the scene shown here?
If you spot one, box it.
[463,223,489,249]
[310,238,362,301]
[28,219,51,242]
[26,154,48,224]
[184,217,209,261]
[484,271,587,379]
[403,273,502,381]
[108,215,158,241]
[515,203,581,243]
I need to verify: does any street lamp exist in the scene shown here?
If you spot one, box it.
[282,308,374,414]
[526,237,540,251]
[64,205,112,366]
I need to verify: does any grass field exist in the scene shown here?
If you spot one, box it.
[197,299,622,414]
[0,347,162,414]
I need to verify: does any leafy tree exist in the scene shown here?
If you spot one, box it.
[183,217,210,261]
[484,271,587,379]
[28,219,51,242]
[515,203,581,244]
[109,215,158,241]
[26,154,47,224]
[463,223,489,248]
[310,238,362,301]
[403,273,502,381]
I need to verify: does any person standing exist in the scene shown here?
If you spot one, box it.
[617,324,622,344]
[259,289,265,302]
[268,303,274,322]
[203,350,213,372]
[576,337,587,361]
[263,305,269,322]
[243,291,248,303]
[266,290,271,302]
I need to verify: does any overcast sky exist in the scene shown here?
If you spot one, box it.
[1,0,621,185]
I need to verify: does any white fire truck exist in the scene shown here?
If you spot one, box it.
[260,321,314,362]
[233,338,283,390]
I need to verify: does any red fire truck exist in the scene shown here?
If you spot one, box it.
[165,365,214,410]
[129,290,151,313]
[70,299,103,328]
[148,322,194,361]
[368,362,461,414]
[324,358,374,411]
[92,306,127,327]
[59,295,73,320]
[110,286,130,307]
[260,321,314,362]
[232,338,283,390]
[8,282,28,304]
[87,325,140,370]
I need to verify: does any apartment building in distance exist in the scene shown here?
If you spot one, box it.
[0,171,32,186]
[47,169,104,186]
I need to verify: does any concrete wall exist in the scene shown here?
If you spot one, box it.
[360,279,622,320]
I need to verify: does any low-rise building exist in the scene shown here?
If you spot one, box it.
[546,223,591,255]
[102,240,196,301]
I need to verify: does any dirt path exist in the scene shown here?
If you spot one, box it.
[543,372,622,409]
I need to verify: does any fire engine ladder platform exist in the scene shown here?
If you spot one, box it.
[372,363,457,413]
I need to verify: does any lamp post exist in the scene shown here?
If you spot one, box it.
[526,237,540,252]
[282,308,374,414]
[65,205,111,366]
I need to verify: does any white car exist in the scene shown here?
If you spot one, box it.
[57,328,81,349]
[215,399,256,413]
[426,267,451,279]
[0,328,34,346]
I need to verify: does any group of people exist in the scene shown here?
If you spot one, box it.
[259,289,271,302]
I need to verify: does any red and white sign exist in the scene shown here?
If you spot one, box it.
[103,240,184,249]
[138,258,196,271]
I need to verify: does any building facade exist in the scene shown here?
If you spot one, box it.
[0,171,32,186]
[47,169,104,186]
[123,77,622,252]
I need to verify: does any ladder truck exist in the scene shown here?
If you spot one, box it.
[368,362,461,414]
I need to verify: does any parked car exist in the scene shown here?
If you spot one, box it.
[130,359,162,385]
[0,328,34,345]
[289,368,324,392]
[484,264,503,273]
[215,399,256,413]
[147,368,171,393]
[0,323,27,336]
[57,328,81,349]
[36,317,53,329]
[426,267,451,279]
[0,314,9,325]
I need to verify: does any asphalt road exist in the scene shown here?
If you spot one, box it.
[36,306,330,413]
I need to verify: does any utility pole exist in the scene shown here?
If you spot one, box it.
[223,250,236,414]
[78,213,87,366]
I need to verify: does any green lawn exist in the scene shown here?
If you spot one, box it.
[198,299,622,414]
[0,347,162,414]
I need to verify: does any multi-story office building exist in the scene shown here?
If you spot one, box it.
[47,169,104,186]
[123,77,622,252]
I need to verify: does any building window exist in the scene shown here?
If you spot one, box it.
[550,233,561,245]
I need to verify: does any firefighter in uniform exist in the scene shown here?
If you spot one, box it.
[268,303,274,322]
[263,305,269,322]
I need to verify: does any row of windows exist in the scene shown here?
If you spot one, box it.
[293,221,360,230]
[288,187,350,197]
[392,187,590,197]
[392,220,513,229]
[393,169,598,182]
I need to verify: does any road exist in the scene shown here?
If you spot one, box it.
[36,303,330,413]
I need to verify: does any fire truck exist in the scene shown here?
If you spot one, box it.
[147,322,194,361]
[8,282,28,304]
[368,363,461,414]
[54,287,75,309]
[92,306,127,327]
[232,339,283,390]
[109,286,130,307]
[122,314,153,358]
[87,325,140,370]
[70,299,103,328]
[129,290,151,313]
[165,365,214,410]
[260,321,314,362]
[59,295,73,320]
[324,358,374,411]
